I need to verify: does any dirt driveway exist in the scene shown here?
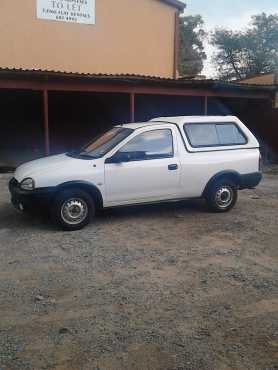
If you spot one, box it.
[0,171,278,370]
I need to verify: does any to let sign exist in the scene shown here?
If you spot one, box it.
[37,0,95,25]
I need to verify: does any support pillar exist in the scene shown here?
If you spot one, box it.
[130,92,135,122]
[204,95,208,115]
[43,90,50,155]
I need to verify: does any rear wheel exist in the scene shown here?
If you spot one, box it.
[51,188,95,231]
[206,180,238,212]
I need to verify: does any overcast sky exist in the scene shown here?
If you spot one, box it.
[182,0,278,77]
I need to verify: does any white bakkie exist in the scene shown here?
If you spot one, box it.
[9,116,262,230]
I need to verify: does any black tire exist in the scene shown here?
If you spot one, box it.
[51,188,95,231]
[205,179,238,212]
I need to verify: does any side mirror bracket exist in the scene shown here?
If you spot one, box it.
[105,151,146,164]
[105,152,130,164]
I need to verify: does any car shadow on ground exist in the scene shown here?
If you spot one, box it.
[0,199,208,232]
[0,201,55,231]
[99,198,207,219]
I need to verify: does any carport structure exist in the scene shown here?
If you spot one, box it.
[0,68,277,167]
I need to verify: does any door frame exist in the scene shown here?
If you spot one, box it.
[103,124,181,206]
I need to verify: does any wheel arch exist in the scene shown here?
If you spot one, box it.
[202,170,241,198]
[56,181,104,209]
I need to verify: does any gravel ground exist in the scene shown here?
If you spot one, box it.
[0,171,278,370]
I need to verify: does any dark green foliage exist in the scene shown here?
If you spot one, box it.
[178,15,207,77]
[211,13,278,80]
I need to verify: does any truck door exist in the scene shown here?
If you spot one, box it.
[104,127,181,206]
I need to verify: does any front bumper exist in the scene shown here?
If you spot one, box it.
[9,178,55,211]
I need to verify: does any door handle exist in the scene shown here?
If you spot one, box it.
[168,164,178,171]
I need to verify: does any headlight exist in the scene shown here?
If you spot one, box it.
[20,178,35,191]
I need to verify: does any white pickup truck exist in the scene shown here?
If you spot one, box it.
[9,116,262,230]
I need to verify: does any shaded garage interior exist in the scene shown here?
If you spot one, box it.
[220,97,278,162]
[135,94,278,162]
[48,92,130,155]
[0,89,45,167]
[0,74,277,169]
[0,91,131,167]
[134,95,205,121]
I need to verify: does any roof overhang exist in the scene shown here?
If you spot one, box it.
[160,0,186,11]
[0,69,275,100]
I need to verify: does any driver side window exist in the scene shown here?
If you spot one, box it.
[118,129,174,161]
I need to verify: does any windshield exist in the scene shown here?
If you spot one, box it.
[67,127,134,159]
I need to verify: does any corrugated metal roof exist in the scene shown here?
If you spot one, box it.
[239,73,277,86]
[0,67,179,81]
[0,67,276,92]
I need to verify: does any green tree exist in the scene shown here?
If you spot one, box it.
[211,13,278,80]
[178,15,207,77]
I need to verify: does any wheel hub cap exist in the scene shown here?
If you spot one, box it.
[61,198,88,225]
[215,186,233,208]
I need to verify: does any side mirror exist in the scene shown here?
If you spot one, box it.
[105,152,131,164]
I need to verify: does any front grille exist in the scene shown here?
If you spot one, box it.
[9,177,19,192]
[10,177,18,187]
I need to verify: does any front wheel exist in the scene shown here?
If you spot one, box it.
[206,181,238,212]
[51,188,95,231]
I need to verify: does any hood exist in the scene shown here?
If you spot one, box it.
[14,153,105,189]
[14,154,100,185]
[15,154,71,181]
